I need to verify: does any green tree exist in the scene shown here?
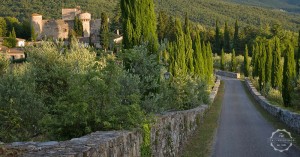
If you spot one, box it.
[282,43,296,107]
[296,30,300,76]
[100,12,110,51]
[224,22,230,52]
[252,43,260,77]
[174,18,187,76]
[233,20,239,52]
[31,26,37,41]
[258,43,266,90]
[220,49,225,70]
[0,17,7,37]
[215,20,221,55]
[265,41,273,83]
[3,28,17,48]
[193,32,204,77]
[244,45,250,77]
[272,37,283,89]
[157,11,168,41]
[74,16,83,37]
[231,49,237,72]
[206,42,214,83]
[121,0,158,53]
[184,13,194,73]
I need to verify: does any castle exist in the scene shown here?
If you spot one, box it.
[31,6,101,44]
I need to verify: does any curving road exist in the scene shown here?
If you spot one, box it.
[212,77,300,157]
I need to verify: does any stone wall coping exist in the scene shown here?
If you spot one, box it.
[245,78,300,133]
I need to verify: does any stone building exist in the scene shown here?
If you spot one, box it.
[31,6,101,45]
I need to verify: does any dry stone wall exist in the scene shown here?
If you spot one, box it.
[216,70,240,79]
[245,78,300,134]
[2,77,221,157]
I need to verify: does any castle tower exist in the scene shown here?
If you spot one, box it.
[31,13,43,39]
[79,12,91,37]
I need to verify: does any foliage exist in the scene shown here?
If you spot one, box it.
[271,37,283,89]
[224,22,231,52]
[220,49,225,70]
[282,44,296,107]
[231,49,237,72]
[0,17,7,37]
[100,12,110,51]
[265,41,272,83]
[297,30,300,76]
[141,124,151,157]
[74,16,83,37]
[3,28,17,48]
[121,0,158,53]
[292,78,300,110]
[233,20,239,52]
[214,20,222,55]
[244,45,250,77]
[0,54,9,75]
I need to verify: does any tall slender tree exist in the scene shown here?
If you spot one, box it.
[224,22,230,52]
[282,43,296,107]
[265,41,273,83]
[220,49,225,70]
[233,20,239,52]
[100,12,110,51]
[0,17,7,37]
[296,30,300,76]
[121,0,158,53]
[244,45,250,77]
[215,20,221,55]
[184,13,194,73]
[193,32,204,77]
[258,43,266,90]
[231,49,237,72]
[206,42,214,82]
[157,11,168,41]
[272,37,283,89]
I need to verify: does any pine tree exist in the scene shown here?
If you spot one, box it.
[193,32,204,77]
[224,22,230,52]
[220,49,225,70]
[215,20,221,55]
[233,20,239,52]
[258,43,266,91]
[231,49,237,72]
[272,37,283,89]
[100,12,110,51]
[265,41,273,83]
[184,13,194,73]
[244,45,250,77]
[296,30,300,76]
[282,43,296,107]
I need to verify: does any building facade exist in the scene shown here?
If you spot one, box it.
[31,7,100,44]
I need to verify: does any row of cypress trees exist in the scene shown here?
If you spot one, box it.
[251,35,299,107]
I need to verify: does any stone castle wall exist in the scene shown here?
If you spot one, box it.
[3,78,221,157]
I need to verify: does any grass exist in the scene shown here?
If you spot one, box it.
[242,80,300,147]
[181,81,225,157]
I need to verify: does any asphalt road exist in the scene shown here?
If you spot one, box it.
[212,77,300,157]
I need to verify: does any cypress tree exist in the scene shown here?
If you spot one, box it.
[121,0,158,53]
[206,42,214,82]
[100,12,110,51]
[0,17,7,37]
[193,32,204,77]
[11,27,16,38]
[258,43,266,91]
[202,41,207,76]
[253,43,260,77]
[296,30,300,76]
[231,49,237,72]
[244,45,250,77]
[173,18,187,76]
[184,13,194,73]
[282,43,296,107]
[272,37,283,89]
[265,41,273,83]
[233,20,239,52]
[215,20,221,55]
[221,49,225,70]
[157,11,168,41]
[224,22,230,52]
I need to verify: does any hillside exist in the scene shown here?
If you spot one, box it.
[0,0,299,31]
[226,0,300,13]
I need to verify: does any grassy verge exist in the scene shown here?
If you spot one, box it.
[181,81,225,157]
[242,80,300,147]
